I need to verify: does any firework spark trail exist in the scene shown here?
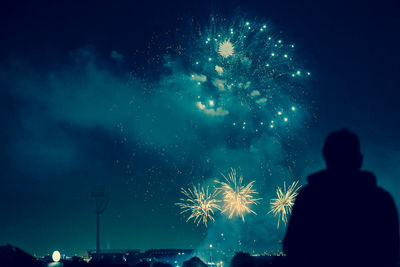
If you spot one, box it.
[176,185,221,227]
[269,181,301,228]
[216,168,261,221]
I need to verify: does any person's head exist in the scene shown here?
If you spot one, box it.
[322,129,363,172]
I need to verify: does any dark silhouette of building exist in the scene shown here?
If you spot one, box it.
[182,256,207,267]
[283,129,400,267]
[134,261,150,267]
[142,249,194,265]
[142,249,193,258]
[0,244,43,267]
[230,252,257,267]
[88,248,140,265]
[152,262,173,267]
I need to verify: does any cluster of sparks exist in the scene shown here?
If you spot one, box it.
[176,185,221,227]
[216,168,261,221]
[218,40,235,58]
[176,169,260,226]
[184,16,310,134]
[176,171,301,228]
[269,181,301,228]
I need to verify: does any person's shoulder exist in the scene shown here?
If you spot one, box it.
[358,170,377,186]
[374,184,395,203]
[295,173,320,198]
[306,169,328,185]
[304,170,330,191]
[360,171,395,203]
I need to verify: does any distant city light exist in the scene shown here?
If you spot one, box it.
[52,251,61,262]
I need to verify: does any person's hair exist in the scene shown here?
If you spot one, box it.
[322,129,362,171]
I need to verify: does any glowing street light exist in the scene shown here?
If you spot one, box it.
[52,251,61,262]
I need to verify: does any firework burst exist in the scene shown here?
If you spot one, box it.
[218,40,235,58]
[269,181,301,228]
[176,185,221,227]
[182,16,311,134]
[216,168,261,221]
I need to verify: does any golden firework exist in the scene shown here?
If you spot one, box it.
[176,185,220,227]
[269,181,301,228]
[216,168,261,221]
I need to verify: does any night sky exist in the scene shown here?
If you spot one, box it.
[1,0,400,258]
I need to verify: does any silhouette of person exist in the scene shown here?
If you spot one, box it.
[283,129,399,267]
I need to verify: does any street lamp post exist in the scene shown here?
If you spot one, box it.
[209,244,213,264]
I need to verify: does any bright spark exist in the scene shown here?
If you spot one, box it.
[218,40,234,58]
[269,181,301,228]
[216,168,261,221]
[176,185,220,227]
